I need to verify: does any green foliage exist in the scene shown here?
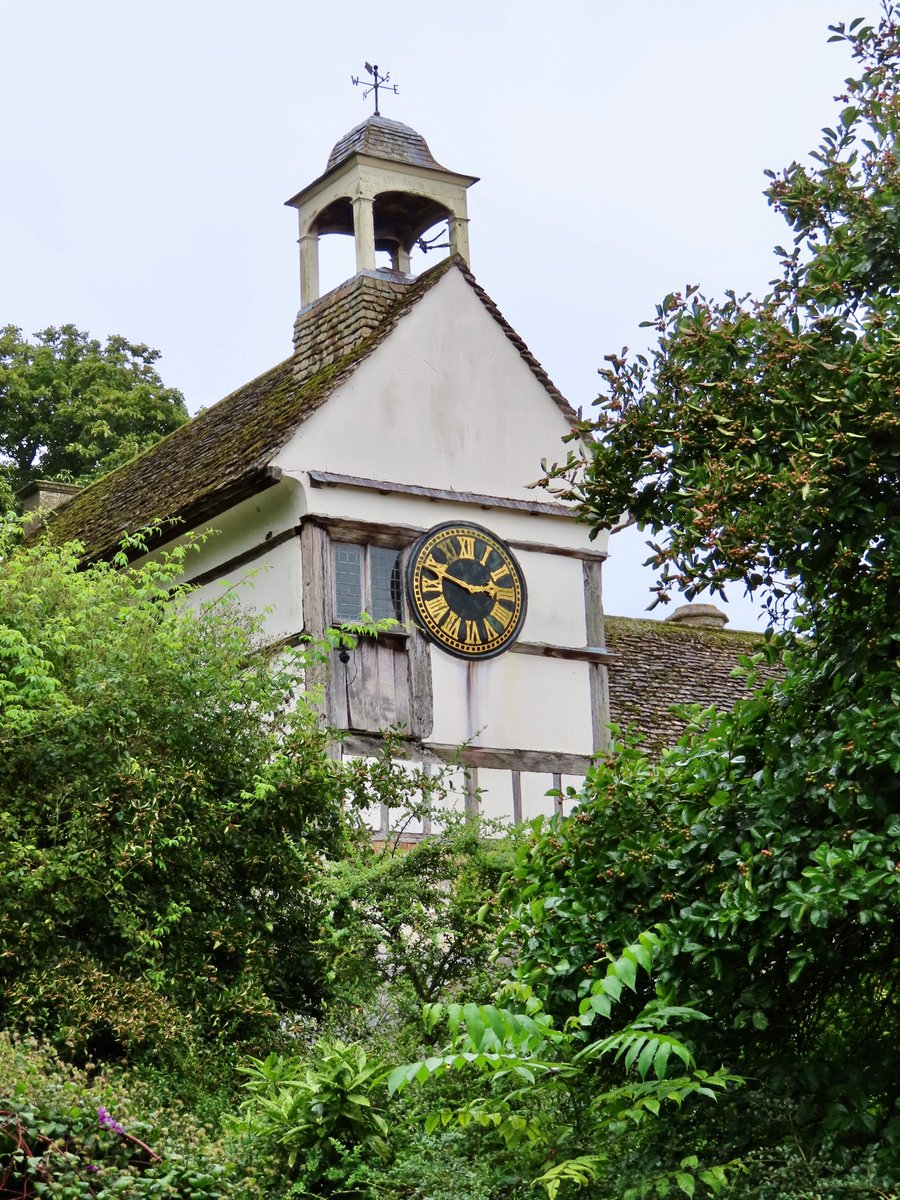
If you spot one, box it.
[519,5,900,1172]
[502,673,900,1140]
[0,1030,260,1198]
[0,525,353,1059]
[389,936,740,1199]
[229,1040,392,1194]
[319,769,514,1014]
[725,1138,898,1199]
[0,324,188,493]
[355,1122,526,1200]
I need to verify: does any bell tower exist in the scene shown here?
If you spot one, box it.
[285,116,479,307]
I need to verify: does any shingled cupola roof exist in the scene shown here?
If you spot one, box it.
[286,115,478,308]
[326,115,447,172]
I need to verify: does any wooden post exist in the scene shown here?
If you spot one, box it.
[583,559,611,752]
[352,195,376,273]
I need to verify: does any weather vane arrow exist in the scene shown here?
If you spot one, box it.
[351,63,399,116]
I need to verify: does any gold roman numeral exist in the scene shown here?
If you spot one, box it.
[493,586,516,602]
[457,535,476,560]
[479,544,492,567]
[490,602,512,629]
[422,576,444,594]
[483,616,499,639]
[425,594,449,624]
[425,554,445,573]
[442,611,462,641]
[490,565,512,584]
[464,620,483,646]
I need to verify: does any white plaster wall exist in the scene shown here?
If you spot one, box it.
[426,767,470,834]
[476,767,515,824]
[430,650,594,754]
[128,480,305,586]
[274,268,585,507]
[515,549,587,646]
[186,537,302,643]
[520,773,559,822]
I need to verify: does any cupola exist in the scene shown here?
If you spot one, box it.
[285,115,478,307]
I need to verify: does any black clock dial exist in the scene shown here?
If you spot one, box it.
[406,522,527,659]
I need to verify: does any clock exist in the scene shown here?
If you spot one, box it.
[406,521,527,659]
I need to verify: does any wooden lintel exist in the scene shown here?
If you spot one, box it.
[302,513,423,548]
[340,732,594,776]
[302,513,606,563]
[510,641,616,665]
[433,743,594,775]
[507,537,607,563]
[307,469,575,519]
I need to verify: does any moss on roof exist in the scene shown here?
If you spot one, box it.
[605,614,777,752]
[45,257,460,561]
[45,254,580,561]
[605,614,765,651]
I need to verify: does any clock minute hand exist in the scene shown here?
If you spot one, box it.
[443,572,493,596]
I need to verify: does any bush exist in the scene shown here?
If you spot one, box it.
[0,527,353,1062]
[228,1040,392,1196]
[319,761,516,1020]
[0,1030,261,1198]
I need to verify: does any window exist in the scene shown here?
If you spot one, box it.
[333,542,403,623]
[300,519,433,741]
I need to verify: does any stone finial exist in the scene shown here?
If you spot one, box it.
[664,603,729,630]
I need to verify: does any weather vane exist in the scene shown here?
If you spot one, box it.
[351,63,398,116]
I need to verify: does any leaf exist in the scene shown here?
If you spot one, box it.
[615,953,638,991]
[675,1171,696,1197]
[653,1042,672,1079]
[386,1064,418,1095]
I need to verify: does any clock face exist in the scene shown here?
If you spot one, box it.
[407,522,527,659]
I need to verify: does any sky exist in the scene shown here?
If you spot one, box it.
[1,0,880,629]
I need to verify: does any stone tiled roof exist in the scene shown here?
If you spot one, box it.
[292,271,410,379]
[605,615,779,751]
[46,260,455,560]
[326,116,445,172]
[44,256,578,561]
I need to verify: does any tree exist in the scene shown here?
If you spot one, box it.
[318,766,513,1017]
[0,324,187,493]
[544,12,900,660]
[506,4,900,1176]
[0,524,352,1063]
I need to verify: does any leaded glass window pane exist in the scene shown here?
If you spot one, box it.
[333,543,363,621]
[370,546,403,621]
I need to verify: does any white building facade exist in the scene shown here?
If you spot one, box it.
[43,112,632,834]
